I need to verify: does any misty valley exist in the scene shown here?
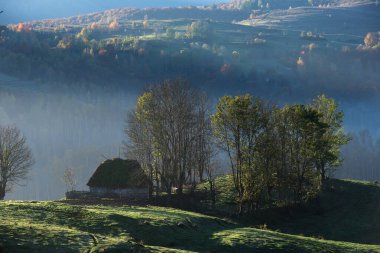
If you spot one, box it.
[0,0,379,252]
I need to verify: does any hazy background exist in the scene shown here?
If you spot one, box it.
[1,73,379,201]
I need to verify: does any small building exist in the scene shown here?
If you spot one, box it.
[87,158,149,199]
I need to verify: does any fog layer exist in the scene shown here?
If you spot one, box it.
[0,73,379,200]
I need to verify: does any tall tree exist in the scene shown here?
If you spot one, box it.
[0,125,34,200]
[63,168,77,192]
[278,105,325,203]
[125,79,212,195]
[310,95,350,183]
[211,94,269,213]
[125,92,156,198]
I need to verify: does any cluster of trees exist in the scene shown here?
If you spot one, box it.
[125,79,214,196]
[187,21,213,39]
[0,26,233,86]
[125,79,349,214]
[2,19,378,101]
[212,94,350,213]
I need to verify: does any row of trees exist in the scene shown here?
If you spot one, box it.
[125,79,349,214]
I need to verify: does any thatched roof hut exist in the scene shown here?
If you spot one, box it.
[87,158,149,199]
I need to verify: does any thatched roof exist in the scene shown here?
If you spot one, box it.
[87,158,148,189]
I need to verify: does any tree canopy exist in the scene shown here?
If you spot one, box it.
[211,94,349,214]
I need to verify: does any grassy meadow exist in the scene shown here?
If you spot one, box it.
[1,178,380,253]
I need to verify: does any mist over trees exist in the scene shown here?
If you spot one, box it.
[0,82,137,200]
[124,79,349,214]
[0,19,379,101]
[338,130,380,182]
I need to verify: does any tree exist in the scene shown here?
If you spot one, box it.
[188,21,212,39]
[310,95,350,183]
[277,105,325,203]
[166,28,175,40]
[143,15,149,29]
[0,125,34,200]
[211,95,341,213]
[364,32,375,48]
[125,79,213,196]
[109,20,119,30]
[211,94,269,213]
[63,168,77,192]
[205,159,220,207]
[76,27,90,43]
[125,92,155,198]
[254,105,279,207]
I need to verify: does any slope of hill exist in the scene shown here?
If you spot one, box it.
[240,3,380,36]
[0,0,225,24]
[200,177,380,245]
[0,200,380,252]
[218,0,376,10]
[272,179,380,245]
[22,7,249,30]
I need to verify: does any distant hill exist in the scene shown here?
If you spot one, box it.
[240,2,380,36]
[0,0,225,24]
[21,6,248,29]
[217,0,376,10]
[15,0,379,35]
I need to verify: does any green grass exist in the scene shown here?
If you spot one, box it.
[1,200,380,252]
[267,179,380,245]
[200,176,380,245]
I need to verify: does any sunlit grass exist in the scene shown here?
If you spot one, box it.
[0,200,379,252]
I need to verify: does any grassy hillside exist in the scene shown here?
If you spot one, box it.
[240,4,380,36]
[1,201,380,253]
[267,179,380,245]
[200,176,380,245]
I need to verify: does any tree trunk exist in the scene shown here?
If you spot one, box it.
[208,180,216,208]
[155,163,159,198]
[148,181,153,200]
[148,164,153,199]
[321,167,326,184]
[0,187,5,200]
[238,198,245,216]
[177,186,183,195]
